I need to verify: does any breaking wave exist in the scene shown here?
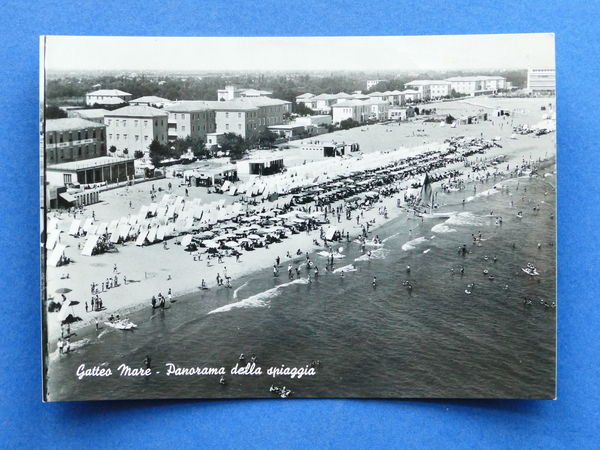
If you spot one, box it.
[354,248,388,261]
[333,264,358,273]
[445,212,487,227]
[401,236,428,251]
[431,223,457,233]
[207,278,310,315]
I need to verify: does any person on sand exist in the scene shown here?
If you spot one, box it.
[151,296,156,308]
[168,289,173,303]
[201,279,207,289]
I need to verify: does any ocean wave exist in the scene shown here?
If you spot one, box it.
[401,236,428,251]
[382,232,401,243]
[333,264,358,273]
[233,281,249,299]
[431,223,457,233]
[465,186,501,202]
[445,212,487,227]
[207,278,310,315]
[423,249,431,254]
[354,248,388,261]
[317,251,345,259]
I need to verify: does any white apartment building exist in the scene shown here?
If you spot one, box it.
[104,105,168,155]
[129,96,173,108]
[217,85,273,101]
[405,80,452,100]
[211,97,292,139]
[85,89,132,107]
[527,68,556,94]
[445,76,506,96]
[332,100,371,124]
[165,101,216,141]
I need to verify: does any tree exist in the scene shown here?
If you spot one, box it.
[109,145,117,154]
[445,114,456,124]
[257,129,277,148]
[220,133,247,160]
[123,148,129,155]
[294,102,314,116]
[44,105,68,119]
[149,139,169,167]
[339,118,360,130]
[133,150,144,159]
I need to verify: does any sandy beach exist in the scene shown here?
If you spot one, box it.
[44,96,555,344]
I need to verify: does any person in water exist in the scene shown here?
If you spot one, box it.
[372,276,377,287]
[144,355,151,369]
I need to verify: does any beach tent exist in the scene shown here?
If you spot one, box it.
[117,224,131,240]
[160,194,171,205]
[45,231,60,250]
[107,219,119,235]
[147,203,158,215]
[139,205,149,218]
[96,222,108,235]
[48,244,66,267]
[135,230,148,246]
[324,226,338,241]
[81,234,99,256]
[156,225,168,241]
[181,235,193,248]
[47,217,61,232]
[68,219,81,236]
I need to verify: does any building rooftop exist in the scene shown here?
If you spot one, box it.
[211,97,291,111]
[296,93,314,99]
[71,108,110,118]
[86,89,131,96]
[47,156,135,171]
[240,89,273,97]
[130,96,172,104]
[406,80,451,86]
[445,76,505,82]
[165,101,215,112]
[105,105,168,118]
[45,118,106,132]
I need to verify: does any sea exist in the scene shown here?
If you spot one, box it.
[46,163,556,401]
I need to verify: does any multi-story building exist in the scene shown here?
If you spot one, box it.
[211,97,292,139]
[331,99,371,124]
[445,76,506,96]
[527,68,556,95]
[405,80,452,100]
[366,79,387,90]
[104,105,168,155]
[43,118,107,165]
[165,101,216,141]
[85,89,132,107]
[399,89,422,103]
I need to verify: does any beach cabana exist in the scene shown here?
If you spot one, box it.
[48,244,66,267]
[135,230,148,246]
[68,219,81,236]
[81,234,99,256]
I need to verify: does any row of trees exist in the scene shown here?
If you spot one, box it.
[146,129,279,167]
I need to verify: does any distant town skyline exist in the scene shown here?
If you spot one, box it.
[43,34,555,73]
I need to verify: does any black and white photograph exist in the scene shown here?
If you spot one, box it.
[40,34,556,401]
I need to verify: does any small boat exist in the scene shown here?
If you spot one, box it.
[522,267,539,276]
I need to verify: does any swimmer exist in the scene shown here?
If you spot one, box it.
[406,265,411,273]
[372,276,377,287]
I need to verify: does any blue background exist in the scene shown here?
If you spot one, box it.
[0,1,598,448]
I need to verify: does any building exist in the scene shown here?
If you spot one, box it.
[238,156,284,176]
[405,80,452,100]
[366,99,390,121]
[300,141,359,157]
[527,68,556,94]
[129,96,173,108]
[211,97,292,139]
[332,99,371,124]
[105,105,168,155]
[184,164,238,187]
[399,89,422,103]
[46,156,135,187]
[388,107,415,121]
[267,123,309,140]
[44,118,107,166]
[164,101,216,141]
[85,89,132,107]
[445,76,506,96]
[217,85,272,101]
[205,132,226,150]
[67,108,110,124]
[294,115,332,128]
[366,79,387,90]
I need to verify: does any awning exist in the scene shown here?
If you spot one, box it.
[59,192,76,203]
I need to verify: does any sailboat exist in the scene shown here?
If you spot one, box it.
[410,173,453,219]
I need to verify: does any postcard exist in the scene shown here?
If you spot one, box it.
[40,34,556,401]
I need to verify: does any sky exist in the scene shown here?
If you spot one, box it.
[43,34,555,73]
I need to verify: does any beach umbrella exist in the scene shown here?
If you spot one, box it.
[223,241,239,248]
[203,240,219,249]
[55,288,72,294]
[247,234,261,240]
[67,300,80,306]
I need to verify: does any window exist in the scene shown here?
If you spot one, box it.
[122,120,126,126]
[238,112,241,118]
[135,135,139,141]
[68,132,72,141]
[134,120,138,126]
[78,147,82,156]
[225,112,229,118]
[144,135,148,141]
[182,125,185,132]
[77,131,81,140]
[116,134,120,140]
[108,119,112,125]
[225,124,229,130]
[123,134,127,140]
[59,134,63,143]
[63,174,72,184]
[48,135,53,144]
[238,124,241,130]
[144,120,148,127]
[109,134,112,140]
[155,121,158,126]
